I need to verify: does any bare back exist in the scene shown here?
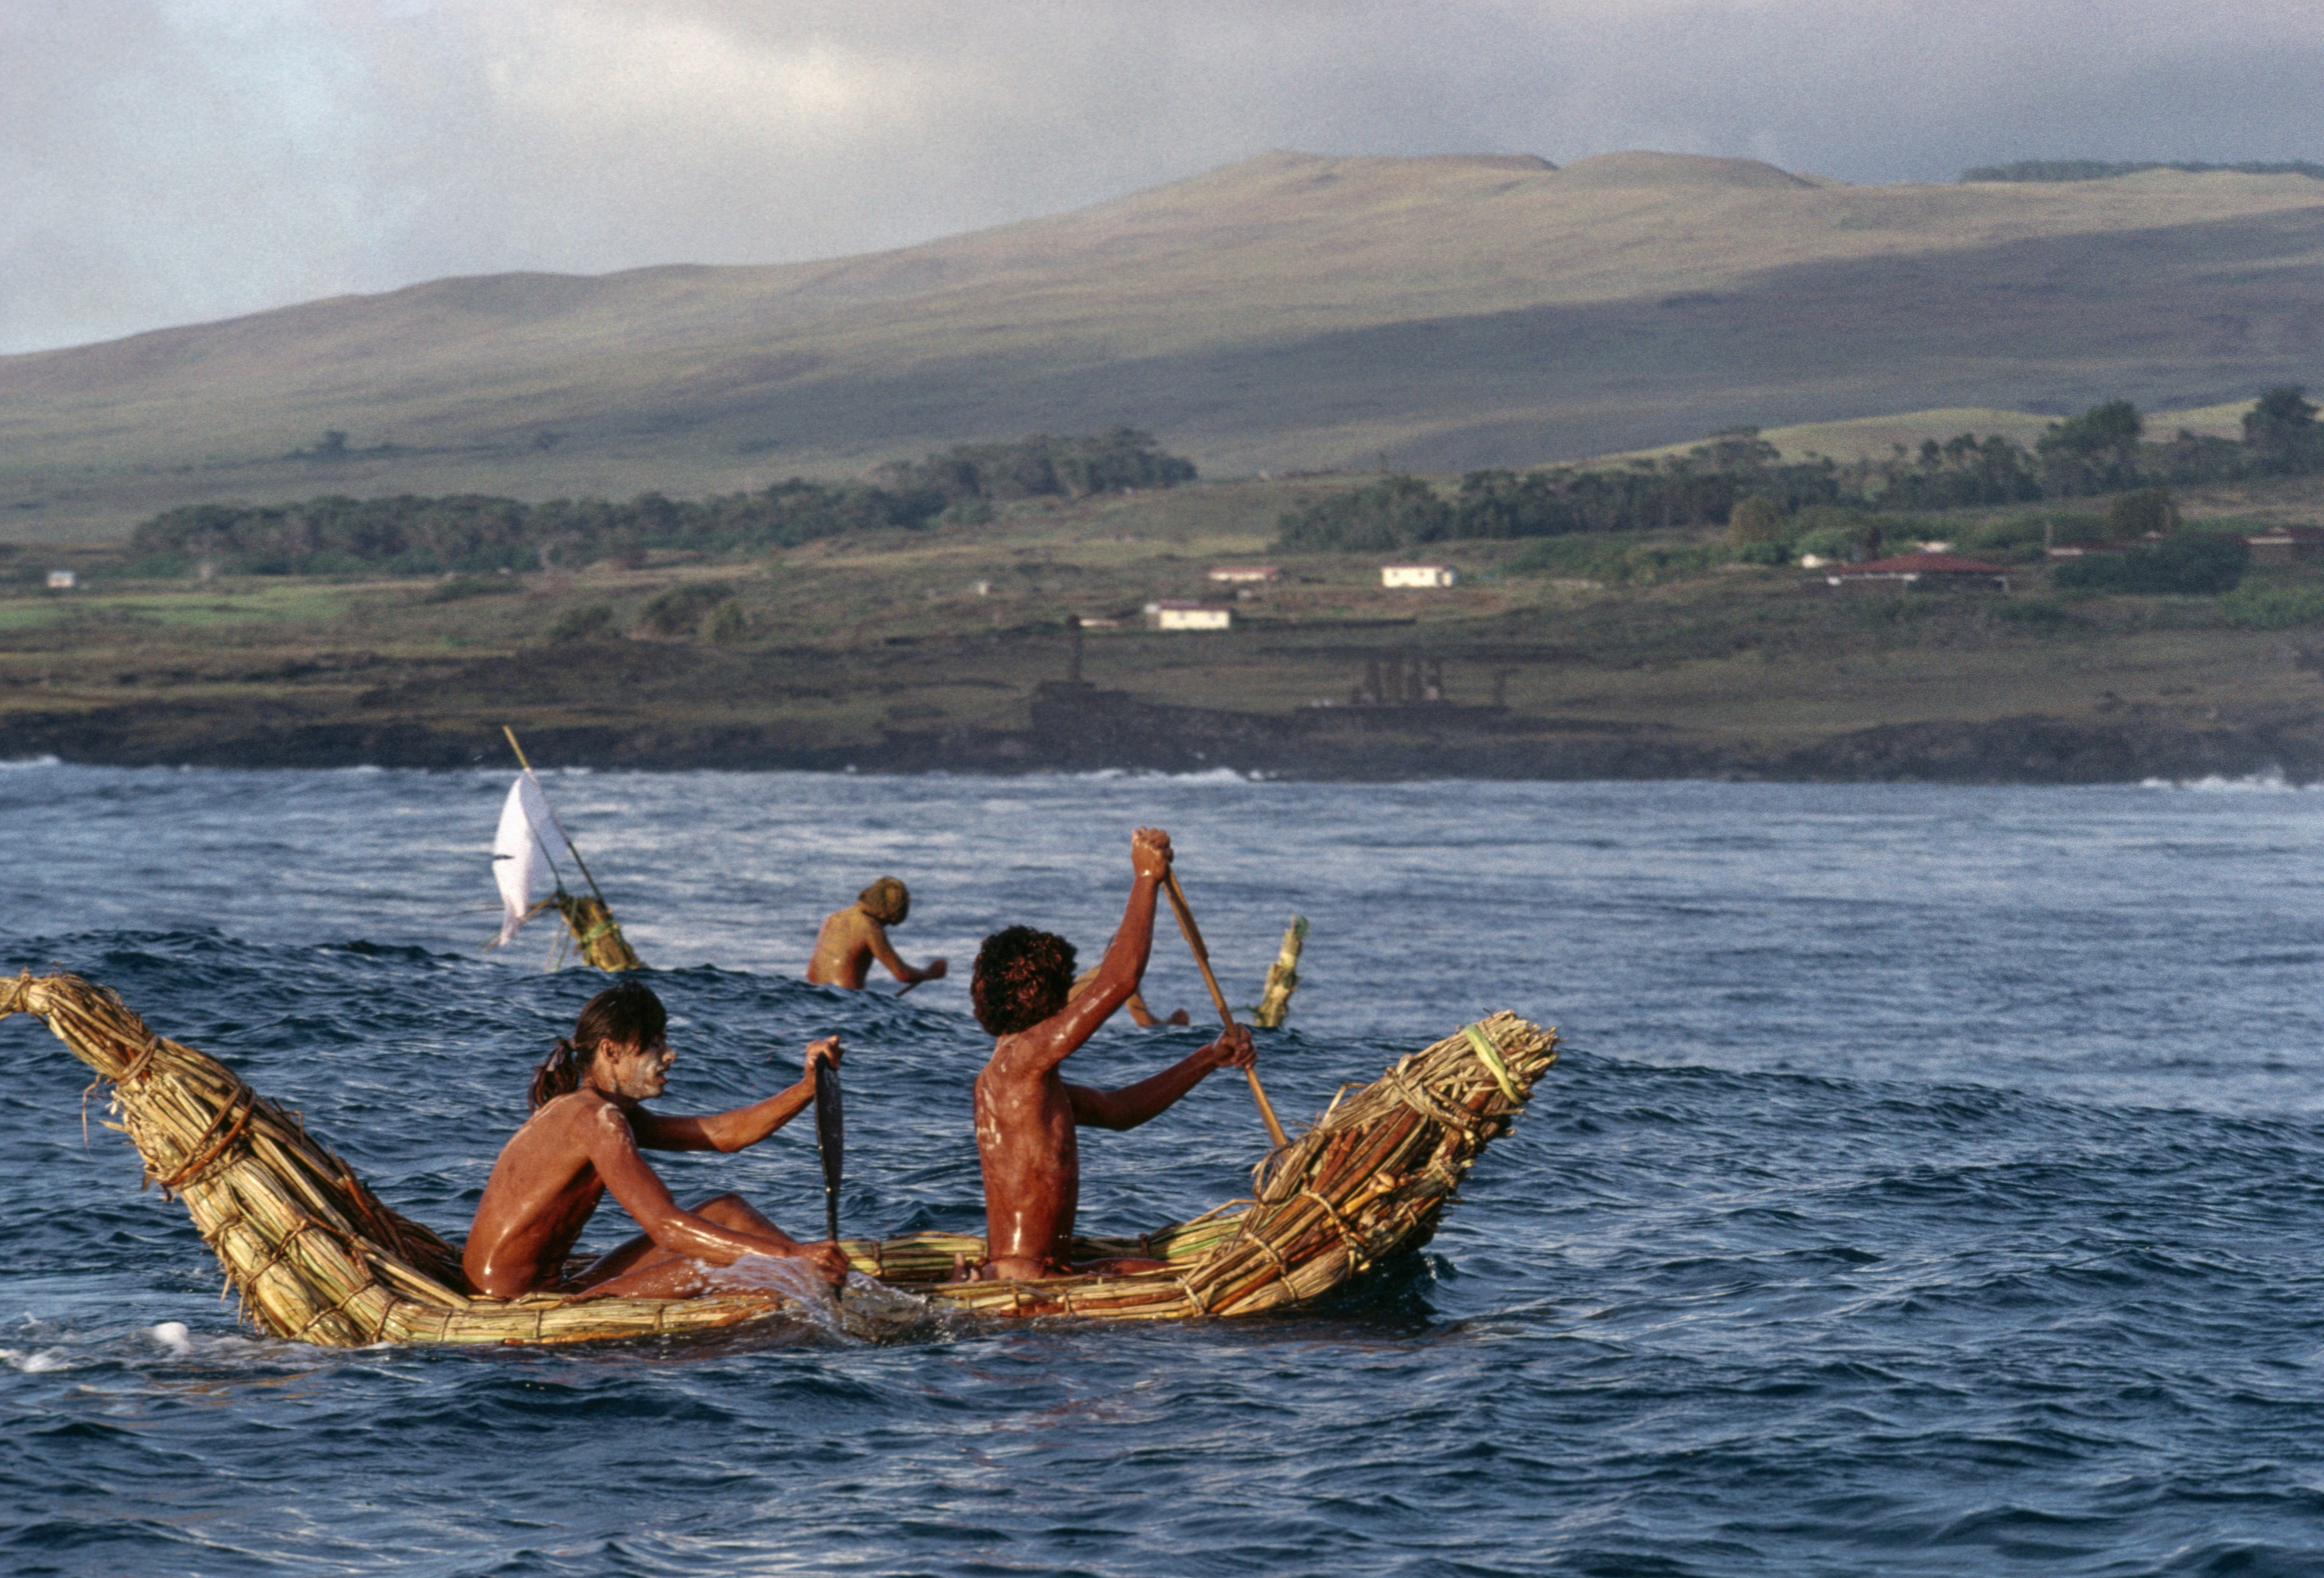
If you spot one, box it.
[463,1092,634,1297]
[807,904,946,990]
[973,1037,1088,1276]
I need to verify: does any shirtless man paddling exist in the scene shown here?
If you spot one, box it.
[964,827,1255,1282]
[464,981,849,1299]
[807,877,948,991]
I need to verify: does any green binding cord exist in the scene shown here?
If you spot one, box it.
[1462,1024,1521,1104]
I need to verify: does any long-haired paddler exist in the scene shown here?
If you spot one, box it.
[463,982,848,1298]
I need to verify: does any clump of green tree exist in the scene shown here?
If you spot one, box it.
[1961,160,2324,183]
[1275,388,2324,552]
[634,581,738,637]
[126,431,1197,578]
[2051,533,2251,596]
[872,427,1196,502]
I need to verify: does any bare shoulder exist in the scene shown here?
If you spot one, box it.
[979,1032,1027,1084]
[529,1088,630,1146]
[980,1029,1061,1091]
[577,1091,633,1131]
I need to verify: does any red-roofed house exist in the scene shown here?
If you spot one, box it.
[1820,552,2012,591]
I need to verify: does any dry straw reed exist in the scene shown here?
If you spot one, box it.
[5,969,1554,1344]
[552,894,643,971]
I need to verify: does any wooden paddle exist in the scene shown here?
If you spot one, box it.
[813,1059,844,1244]
[1160,868,1291,1149]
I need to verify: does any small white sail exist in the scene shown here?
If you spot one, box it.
[489,774,564,947]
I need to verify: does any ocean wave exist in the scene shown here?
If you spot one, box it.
[0,754,62,769]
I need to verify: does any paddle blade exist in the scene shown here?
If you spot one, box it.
[814,1061,843,1243]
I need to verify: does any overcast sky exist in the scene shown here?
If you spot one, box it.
[5,0,2321,355]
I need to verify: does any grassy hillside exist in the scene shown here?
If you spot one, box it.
[4,151,2322,543]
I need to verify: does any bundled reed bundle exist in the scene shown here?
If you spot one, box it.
[552,893,643,971]
[1252,914,1308,1029]
[907,1010,1557,1319]
[8,969,1553,1343]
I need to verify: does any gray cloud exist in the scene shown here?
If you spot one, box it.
[4,0,2321,353]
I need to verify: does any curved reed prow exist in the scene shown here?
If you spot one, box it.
[1183,1009,1557,1316]
[4,970,469,1343]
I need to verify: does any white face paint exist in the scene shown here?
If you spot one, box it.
[602,1036,674,1102]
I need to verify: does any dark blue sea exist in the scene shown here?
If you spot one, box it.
[6,762,2324,1577]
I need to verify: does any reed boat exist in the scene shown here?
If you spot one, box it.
[3,971,1556,1344]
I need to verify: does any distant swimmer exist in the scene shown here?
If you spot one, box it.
[958,827,1255,1283]
[463,981,849,1299]
[807,877,948,991]
[1069,965,1189,1027]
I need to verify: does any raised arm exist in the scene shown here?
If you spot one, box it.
[629,1038,840,1152]
[1067,1024,1255,1131]
[1005,827,1170,1078]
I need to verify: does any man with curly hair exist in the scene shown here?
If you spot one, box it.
[963,826,1255,1282]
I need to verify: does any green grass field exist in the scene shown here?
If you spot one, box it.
[8,471,2324,777]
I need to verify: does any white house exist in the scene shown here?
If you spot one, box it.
[45,570,77,590]
[1381,564,1457,588]
[1147,600,1232,631]
[1208,565,1280,584]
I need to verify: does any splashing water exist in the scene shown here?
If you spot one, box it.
[715,1254,943,1343]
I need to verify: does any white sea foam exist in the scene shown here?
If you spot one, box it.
[1056,765,1260,784]
[1,1347,69,1373]
[716,1256,936,1341]
[149,1321,192,1355]
[2139,770,2313,793]
[0,754,62,770]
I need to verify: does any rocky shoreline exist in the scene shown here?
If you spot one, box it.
[7,680,2320,784]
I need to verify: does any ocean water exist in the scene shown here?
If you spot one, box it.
[5,761,2324,1577]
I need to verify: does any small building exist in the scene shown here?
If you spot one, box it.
[2046,540,2127,559]
[1382,564,1457,588]
[1208,565,1279,584]
[45,570,77,590]
[1148,600,1231,631]
[1822,552,2011,591]
[2245,525,2324,565]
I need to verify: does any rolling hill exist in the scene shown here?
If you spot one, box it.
[5,150,2323,542]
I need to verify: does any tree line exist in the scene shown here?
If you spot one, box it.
[127,428,1194,578]
[1276,388,2324,552]
[1960,160,2324,184]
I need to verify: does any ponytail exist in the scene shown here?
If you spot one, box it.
[529,980,667,1110]
[529,1038,587,1111]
